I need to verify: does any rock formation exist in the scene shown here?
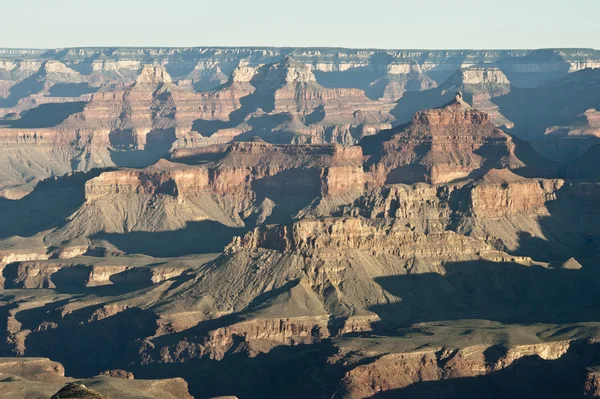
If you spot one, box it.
[0,357,193,399]
[365,93,524,185]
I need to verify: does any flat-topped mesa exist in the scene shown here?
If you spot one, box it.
[42,60,81,76]
[467,169,564,218]
[213,142,366,197]
[133,64,173,88]
[412,92,490,126]
[387,60,424,75]
[455,67,511,86]
[85,159,209,200]
[86,143,365,200]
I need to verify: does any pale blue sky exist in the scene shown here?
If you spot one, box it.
[1,0,598,49]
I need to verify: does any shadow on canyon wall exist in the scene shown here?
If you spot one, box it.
[492,68,600,141]
[22,307,159,377]
[0,76,45,108]
[131,341,346,399]
[390,86,460,124]
[47,83,98,97]
[509,182,600,267]
[0,169,106,239]
[0,102,86,128]
[367,182,600,331]
[0,298,17,355]
[371,340,600,399]
[11,278,346,398]
[108,128,177,168]
[191,63,287,138]
[250,167,323,224]
[94,220,246,257]
[315,66,383,91]
[369,261,600,332]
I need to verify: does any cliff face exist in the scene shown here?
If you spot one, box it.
[72,58,393,149]
[341,339,590,398]
[38,142,367,249]
[85,142,365,200]
[466,168,562,217]
[84,159,210,200]
[459,68,511,86]
[230,216,494,261]
[183,57,395,146]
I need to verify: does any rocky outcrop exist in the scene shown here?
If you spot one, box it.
[457,67,511,86]
[3,259,190,289]
[347,169,561,223]
[466,169,562,217]
[0,357,194,399]
[51,383,109,399]
[342,339,580,398]
[148,316,330,363]
[86,142,364,200]
[39,142,367,248]
[366,94,524,185]
[230,216,495,261]
[586,368,600,397]
[98,369,135,379]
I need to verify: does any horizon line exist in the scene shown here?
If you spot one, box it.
[0,45,599,52]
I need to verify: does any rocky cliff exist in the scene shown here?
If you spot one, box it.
[365,93,524,185]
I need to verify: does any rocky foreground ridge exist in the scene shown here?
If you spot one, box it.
[0,357,194,399]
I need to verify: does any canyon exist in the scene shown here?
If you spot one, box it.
[0,46,600,399]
